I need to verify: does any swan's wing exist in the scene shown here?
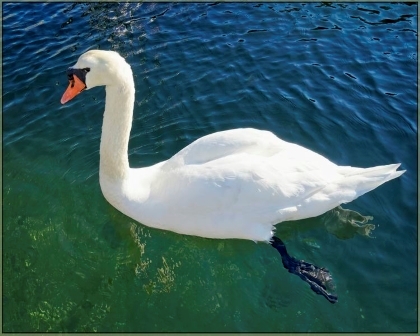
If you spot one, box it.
[160,128,295,170]
[153,151,337,212]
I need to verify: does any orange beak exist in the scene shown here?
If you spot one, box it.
[60,75,86,104]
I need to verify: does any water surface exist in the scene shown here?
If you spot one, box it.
[2,2,417,332]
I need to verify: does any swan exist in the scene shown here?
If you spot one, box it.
[60,50,405,303]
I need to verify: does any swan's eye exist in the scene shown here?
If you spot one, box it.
[66,67,89,88]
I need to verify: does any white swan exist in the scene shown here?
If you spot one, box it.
[61,50,405,303]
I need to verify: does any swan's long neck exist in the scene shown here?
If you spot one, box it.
[99,71,135,181]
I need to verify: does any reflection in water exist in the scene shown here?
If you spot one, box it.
[323,206,376,239]
[275,206,375,241]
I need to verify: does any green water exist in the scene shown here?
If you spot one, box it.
[2,2,417,332]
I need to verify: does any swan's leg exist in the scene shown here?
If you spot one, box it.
[270,236,338,304]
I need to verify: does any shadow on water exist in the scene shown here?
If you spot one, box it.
[275,206,376,241]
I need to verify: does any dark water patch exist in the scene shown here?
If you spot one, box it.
[357,6,380,15]
[60,17,73,28]
[246,29,268,33]
[315,3,337,9]
[350,14,414,26]
[298,38,318,42]
[151,8,170,20]
[344,72,357,79]
[281,7,300,13]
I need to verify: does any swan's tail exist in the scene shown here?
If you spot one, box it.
[339,163,405,202]
[298,163,405,221]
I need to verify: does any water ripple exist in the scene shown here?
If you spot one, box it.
[2,2,417,333]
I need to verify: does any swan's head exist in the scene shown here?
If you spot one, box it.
[61,50,132,104]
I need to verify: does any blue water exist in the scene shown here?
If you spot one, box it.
[2,2,417,332]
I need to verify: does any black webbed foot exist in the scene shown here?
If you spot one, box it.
[270,236,338,304]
